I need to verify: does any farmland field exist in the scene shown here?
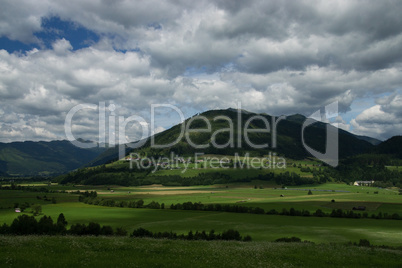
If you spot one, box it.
[1,182,402,246]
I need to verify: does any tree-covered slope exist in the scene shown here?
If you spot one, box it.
[90,108,375,165]
[373,136,402,158]
[0,140,107,176]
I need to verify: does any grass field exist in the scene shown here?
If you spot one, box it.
[66,182,401,214]
[2,203,402,245]
[109,156,317,178]
[1,182,402,246]
[0,236,401,267]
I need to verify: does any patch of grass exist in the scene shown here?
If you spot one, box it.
[0,236,401,267]
[0,190,77,209]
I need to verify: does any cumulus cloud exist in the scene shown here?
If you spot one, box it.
[333,115,350,132]
[0,43,162,141]
[0,0,402,142]
[0,0,44,43]
[351,93,402,139]
[52,38,73,54]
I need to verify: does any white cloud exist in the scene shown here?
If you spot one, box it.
[351,94,402,140]
[1,1,402,142]
[52,38,73,55]
[333,115,350,131]
[0,0,45,43]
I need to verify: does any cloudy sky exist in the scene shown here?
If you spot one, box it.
[0,0,402,143]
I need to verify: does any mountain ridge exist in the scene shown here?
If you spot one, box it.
[1,109,394,176]
[88,108,377,166]
[0,140,108,176]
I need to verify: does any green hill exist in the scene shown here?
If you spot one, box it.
[354,135,382,145]
[0,140,107,176]
[2,109,385,177]
[373,136,402,158]
[90,108,374,165]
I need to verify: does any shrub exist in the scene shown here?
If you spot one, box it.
[115,227,128,236]
[358,239,371,247]
[10,215,38,235]
[31,204,42,216]
[146,201,161,209]
[221,229,242,241]
[243,235,252,242]
[131,227,153,238]
[314,209,325,217]
[275,237,302,243]
[267,209,278,215]
[101,225,114,236]
[87,222,101,236]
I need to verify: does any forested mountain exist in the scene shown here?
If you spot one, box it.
[3,109,397,177]
[372,136,402,158]
[0,140,107,176]
[90,108,375,165]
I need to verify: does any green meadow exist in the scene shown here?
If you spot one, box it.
[1,182,402,246]
[1,236,401,268]
[1,236,402,268]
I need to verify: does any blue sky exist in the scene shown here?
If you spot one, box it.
[1,16,99,53]
[0,1,402,142]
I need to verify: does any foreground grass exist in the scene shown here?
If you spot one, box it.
[0,236,401,267]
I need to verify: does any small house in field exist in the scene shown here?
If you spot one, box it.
[353,180,375,186]
[15,208,21,213]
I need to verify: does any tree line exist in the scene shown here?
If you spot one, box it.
[79,195,157,209]
[0,184,60,193]
[330,154,402,187]
[169,201,401,220]
[0,213,252,242]
[131,227,252,242]
[0,213,127,236]
[78,196,401,221]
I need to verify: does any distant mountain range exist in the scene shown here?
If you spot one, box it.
[354,135,382,146]
[0,140,108,176]
[1,108,399,176]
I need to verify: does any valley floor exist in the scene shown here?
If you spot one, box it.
[1,183,402,246]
